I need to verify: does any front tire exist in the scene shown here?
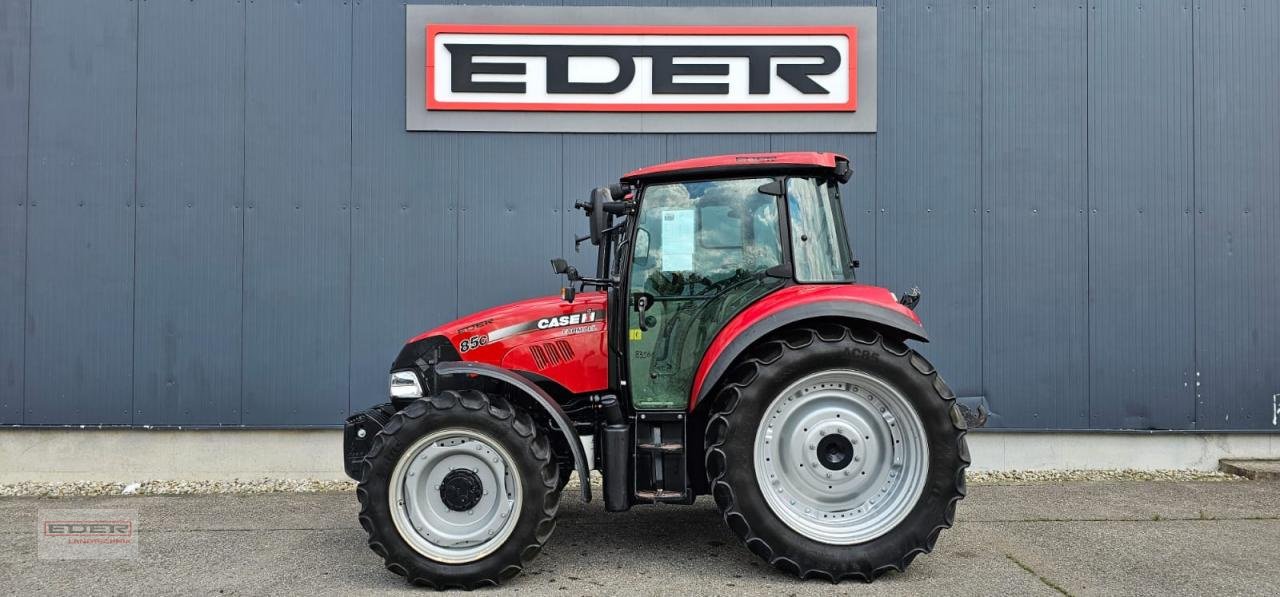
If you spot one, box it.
[704,324,969,582]
[357,390,559,589]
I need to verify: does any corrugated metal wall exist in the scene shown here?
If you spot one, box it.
[0,0,1277,430]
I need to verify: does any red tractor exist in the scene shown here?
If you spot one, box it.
[344,152,975,588]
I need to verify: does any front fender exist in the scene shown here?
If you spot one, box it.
[434,361,592,502]
[689,284,927,410]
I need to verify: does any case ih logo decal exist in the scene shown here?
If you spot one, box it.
[426,25,856,112]
[459,310,607,353]
[536,311,599,329]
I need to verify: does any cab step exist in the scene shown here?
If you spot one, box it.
[633,412,692,504]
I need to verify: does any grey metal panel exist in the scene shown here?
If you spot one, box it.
[771,0,874,6]
[351,0,459,412]
[1087,0,1194,430]
[563,0,667,5]
[981,0,1088,429]
[875,0,982,398]
[770,133,877,285]
[666,135,771,162]
[133,0,243,426]
[1194,0,1280,430]
[560,135,667,274]
[457,134,564,312]
[0,0,29,423]
[24,0,136,424]
[242,0,351,425]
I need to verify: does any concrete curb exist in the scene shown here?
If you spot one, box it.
[1217,459,1280,480]
[0,428,1277,483]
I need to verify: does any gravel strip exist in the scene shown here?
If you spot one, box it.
[966,469,1242,485]
[0,468,1243,498]
[0,479,356,498]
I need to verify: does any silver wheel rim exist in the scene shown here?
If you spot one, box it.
[388,429,522,564]
[754,369,929,544]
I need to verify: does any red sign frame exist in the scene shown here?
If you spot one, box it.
[425,24,858,113]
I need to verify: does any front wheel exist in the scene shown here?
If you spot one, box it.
[704,324,969,582]
[357,390,559,589]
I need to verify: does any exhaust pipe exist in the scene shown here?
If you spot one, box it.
[599,394,631,512]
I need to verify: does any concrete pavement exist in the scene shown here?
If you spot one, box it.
[1,480,1277,596]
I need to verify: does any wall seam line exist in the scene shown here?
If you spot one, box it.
[130,0,141,425]
[21,0,33,424]
[1083,0,1091,428]
[347,0,355,419]
[1182,0,1192,427]
[239,0,248,426]
[977,0,984,399]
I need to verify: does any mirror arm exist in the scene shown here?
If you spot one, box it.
[577,276,615,289]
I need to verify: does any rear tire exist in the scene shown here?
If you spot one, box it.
[357,390,559,589]
[704,324,969,582]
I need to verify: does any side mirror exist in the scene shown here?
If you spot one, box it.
[551,258,580,303]
[550,258,580,282]
[589,187,612,246]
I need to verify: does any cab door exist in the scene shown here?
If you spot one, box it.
[624,178,787,410]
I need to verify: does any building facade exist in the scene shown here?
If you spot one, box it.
[0,0,1277,432]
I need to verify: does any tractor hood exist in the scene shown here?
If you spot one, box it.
[396,291,610,394]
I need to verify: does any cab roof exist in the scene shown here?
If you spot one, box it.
[620,152,848,184]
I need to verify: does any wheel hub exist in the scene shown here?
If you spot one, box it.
[817,433,855,471]
[754,370,929,545]
[439,468,484,512]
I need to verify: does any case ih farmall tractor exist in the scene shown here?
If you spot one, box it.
[344,152,975,587]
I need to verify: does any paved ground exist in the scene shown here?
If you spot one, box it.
[1,480,1277,596]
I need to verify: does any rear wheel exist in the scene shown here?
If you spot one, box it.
[357,390,558,589]
[704,323,968,581]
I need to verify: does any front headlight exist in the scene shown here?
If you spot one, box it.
[389,370,423,398]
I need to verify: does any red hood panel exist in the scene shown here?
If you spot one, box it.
[408,292,609,394]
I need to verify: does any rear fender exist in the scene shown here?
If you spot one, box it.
[689,285,928,411]
[434,361,592,502]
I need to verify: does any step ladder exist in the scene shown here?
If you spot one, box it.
[633,411,692,504]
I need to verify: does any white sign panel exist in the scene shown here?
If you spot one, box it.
[406,6,878,133]
[428,26,856,112]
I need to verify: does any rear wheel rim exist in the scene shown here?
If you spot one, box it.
[389,428,522,564]
[754,369,929,544]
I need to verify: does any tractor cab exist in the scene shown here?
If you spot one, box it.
[345,152,970,588]
[578,153,859,412]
